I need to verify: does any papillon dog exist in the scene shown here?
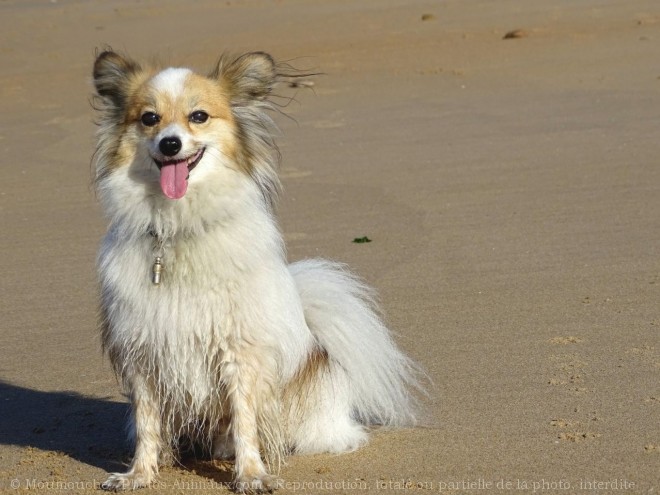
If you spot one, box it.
[92,50,421,493]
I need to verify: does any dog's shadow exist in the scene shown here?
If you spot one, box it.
[0,380,130,472]
[0,380,235,484]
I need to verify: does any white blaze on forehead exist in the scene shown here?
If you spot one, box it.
[150,67,192,97]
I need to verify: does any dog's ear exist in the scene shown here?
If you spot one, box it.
[93,50,141,107]
[211,52,277,105]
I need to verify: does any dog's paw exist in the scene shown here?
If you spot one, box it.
[101,471,152,491]
[233,474,280,494]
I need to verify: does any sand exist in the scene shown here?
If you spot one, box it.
[0,0,658,493]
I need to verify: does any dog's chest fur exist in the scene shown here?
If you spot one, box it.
[99,211,308,419]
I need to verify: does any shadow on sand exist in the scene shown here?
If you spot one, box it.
[0,381,235,485]
[0,380,129,472]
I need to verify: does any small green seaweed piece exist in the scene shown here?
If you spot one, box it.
[353,236,372,244]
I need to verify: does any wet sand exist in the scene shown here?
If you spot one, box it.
[0,1,658,493]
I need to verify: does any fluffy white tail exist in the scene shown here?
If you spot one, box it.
[288,259,422,445]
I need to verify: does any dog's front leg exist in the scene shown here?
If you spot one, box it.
[103,373,161,491]
[224,356,279,494]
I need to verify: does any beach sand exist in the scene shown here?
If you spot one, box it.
[0,0,658,493]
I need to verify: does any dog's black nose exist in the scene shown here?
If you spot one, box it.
[159,137,182,157]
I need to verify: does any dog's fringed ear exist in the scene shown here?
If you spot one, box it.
[211,52,277,105]
[93,50,141,107]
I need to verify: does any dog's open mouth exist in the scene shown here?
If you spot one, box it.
[154,147,205,200]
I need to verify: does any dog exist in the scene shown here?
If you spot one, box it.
[92,49,422,492]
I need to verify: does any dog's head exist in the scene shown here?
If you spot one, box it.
[92,50,282,205]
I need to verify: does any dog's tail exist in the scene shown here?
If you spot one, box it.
[288,259,423,430]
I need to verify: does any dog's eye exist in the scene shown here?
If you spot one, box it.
[190,111,209,124]
[141,112,161,127]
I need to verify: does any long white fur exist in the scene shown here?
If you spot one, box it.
[93,51,422,493]
[286,259,420,454]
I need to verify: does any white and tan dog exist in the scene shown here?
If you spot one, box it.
[92,50,421,492]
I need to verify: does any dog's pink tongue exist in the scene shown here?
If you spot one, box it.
[159,162,188,200]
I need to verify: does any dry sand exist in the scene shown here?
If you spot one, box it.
[1,0,659,493]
